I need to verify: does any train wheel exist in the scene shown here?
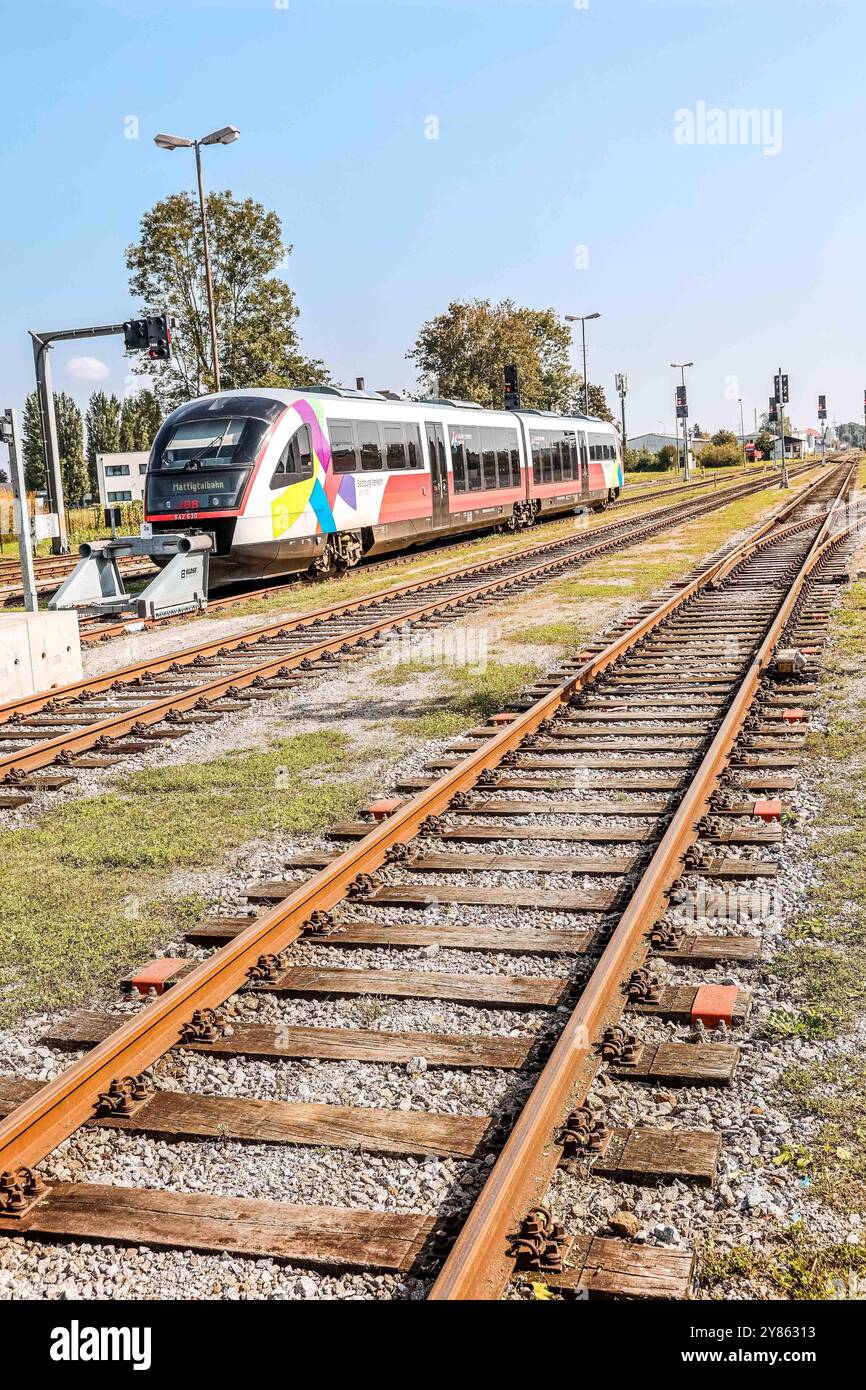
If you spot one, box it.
[333,531,364,570]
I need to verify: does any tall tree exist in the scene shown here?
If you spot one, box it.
[22,391,45,492]
[119,391,161,451]
[407,298,612,418]
[85,391,121,496]
[126,190,328,409]
[55,393,88,504]
[21,390,87,503]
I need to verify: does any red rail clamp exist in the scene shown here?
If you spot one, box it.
[691,984,738,1030]
[364,798,403,820]
[489,713,517,725]
[753,798,782,822]
[120,958,192,997]
[781,707,805,723]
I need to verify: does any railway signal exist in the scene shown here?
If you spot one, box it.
[123,314,172,362]
[671,361,693,480]
[773,367,789,488]
[30,309,172,553]
[503,364,521,411]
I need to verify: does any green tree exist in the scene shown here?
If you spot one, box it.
[711,428,738,447]
[656,444,678,470]
[56,393,88,503]
[22,391,46,491]
[85,391,121,496]
[756,428,774,458]
[126,190,328,409]
[119,391,162,451]
[407,298,611,418]
[21,391,87,502]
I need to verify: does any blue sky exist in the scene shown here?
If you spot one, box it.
[1,0,864,439]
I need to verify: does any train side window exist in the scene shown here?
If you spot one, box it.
[358,421,383,470]
[270,425,313,488]
[464,426,482,490]
[449,428,467,493]
[481,426,497,488]
[532,451,540,484]
[330,421,357,474]
[560,436,571,481]
[384,423,407,469]
[495,429,512,488]
[551,433,563,483]
[541,438,553,484]
[510,435,521,486]
[405,422,422,469]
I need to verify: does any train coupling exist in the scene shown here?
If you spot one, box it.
[48,532,211,621]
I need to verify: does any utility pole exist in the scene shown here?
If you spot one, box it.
[0,408,38,611]
[614,373,629,460]
[738,397,747,467]
[565,313,601,414]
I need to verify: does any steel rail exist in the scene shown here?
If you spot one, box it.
[0,466,850,1183]
[2,465,807,724]
[0,470,821,781]
[428,461,859,1300]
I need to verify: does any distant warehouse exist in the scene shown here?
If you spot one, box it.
[96,450,150,507]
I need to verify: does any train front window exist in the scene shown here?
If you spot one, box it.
[156,417,252,470]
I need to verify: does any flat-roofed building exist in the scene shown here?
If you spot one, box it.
[96,450,149,507]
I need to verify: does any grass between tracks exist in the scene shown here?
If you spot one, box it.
[373,474,825,739]
[0,730,367,1026]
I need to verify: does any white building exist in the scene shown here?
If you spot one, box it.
[96,451,149,507]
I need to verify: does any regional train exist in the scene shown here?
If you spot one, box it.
[142,386,623,584]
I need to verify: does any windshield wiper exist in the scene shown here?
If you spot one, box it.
[170,433,227,470]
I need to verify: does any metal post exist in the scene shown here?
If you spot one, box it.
[614,373,628,462]
[778,365,789,489]
[581,319,588,415]
[738,397,747,466]
[30,333,68,553]
[0,408,38,611]
[195,141,221,393]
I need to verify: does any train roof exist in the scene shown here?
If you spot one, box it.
[185,386,612,428]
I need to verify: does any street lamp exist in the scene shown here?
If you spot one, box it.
[565,313,601,414]
[671,361,693,479]
[154,125,240,392]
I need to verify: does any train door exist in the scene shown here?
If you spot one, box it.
[579,432,590,498]
[425,420,450,529]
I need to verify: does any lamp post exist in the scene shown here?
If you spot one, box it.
[565,313,601,414]
[671,362,693,480]
[154,125,239,392]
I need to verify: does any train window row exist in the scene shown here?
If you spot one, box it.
[530,429,582,485]
[588,434,617,462]
[328,418,423,474]
[449,425,521,493]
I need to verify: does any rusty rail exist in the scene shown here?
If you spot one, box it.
[0,463,853,1186]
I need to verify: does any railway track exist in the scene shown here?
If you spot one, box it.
[0,463,824,802]
[0,459,859,1300]
[0,551,155,605]
[70,463,789,644]
[0,462,792,628]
